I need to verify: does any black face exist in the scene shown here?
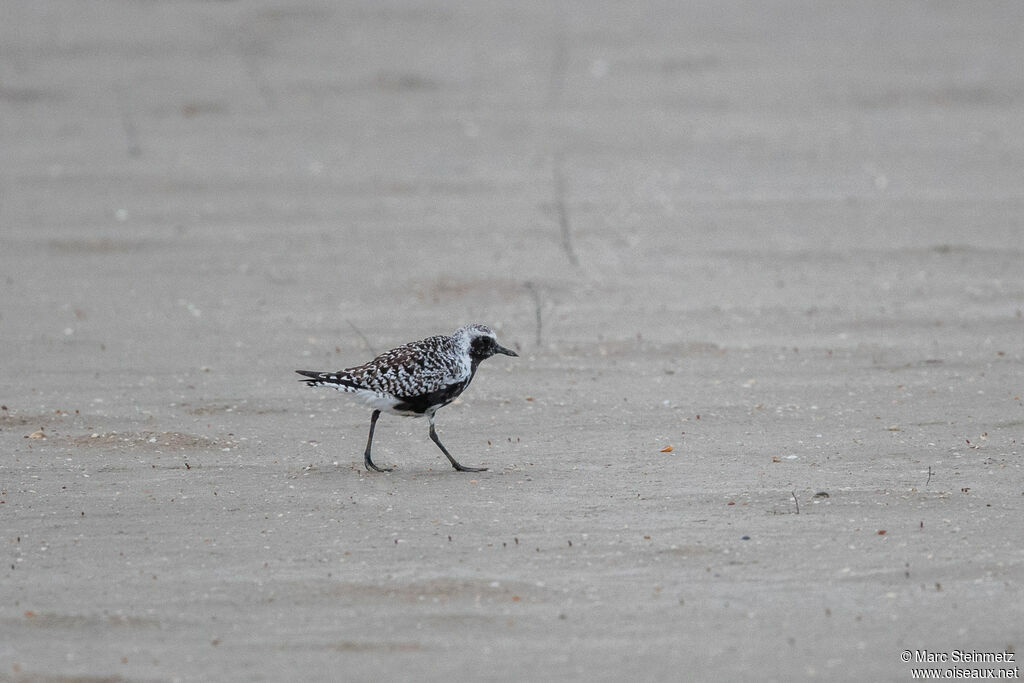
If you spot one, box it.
[469,335,518,360]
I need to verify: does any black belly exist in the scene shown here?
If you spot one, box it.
[393,378,471,414]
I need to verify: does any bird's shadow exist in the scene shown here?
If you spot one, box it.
[286,460,490,478]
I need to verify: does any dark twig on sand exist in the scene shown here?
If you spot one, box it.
[547,9,568,109]
[347,320,375,356]
[552,154,579,268]
[524,281,543,347]
[244,57,277,111]
[116,87,142,158]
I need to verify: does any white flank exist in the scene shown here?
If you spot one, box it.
[328,384,409,415]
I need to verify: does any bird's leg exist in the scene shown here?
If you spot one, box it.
[428,413,486,472]
[363,410,392,472]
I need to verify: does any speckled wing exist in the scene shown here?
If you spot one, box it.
[344,335,469,400]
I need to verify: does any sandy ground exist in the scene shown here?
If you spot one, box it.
[2,1,1023,681]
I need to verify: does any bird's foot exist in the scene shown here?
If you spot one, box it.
[451,464,487,473]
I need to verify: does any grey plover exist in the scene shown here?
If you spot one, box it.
[297,324,517,472]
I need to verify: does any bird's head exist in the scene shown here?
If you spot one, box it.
[456,324,518,360]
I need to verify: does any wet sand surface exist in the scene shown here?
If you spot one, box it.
[2,1,1023,680]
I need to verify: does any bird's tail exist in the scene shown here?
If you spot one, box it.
[296,370,359,389]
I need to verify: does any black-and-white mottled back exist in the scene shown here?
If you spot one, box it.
[297,324,517,472]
